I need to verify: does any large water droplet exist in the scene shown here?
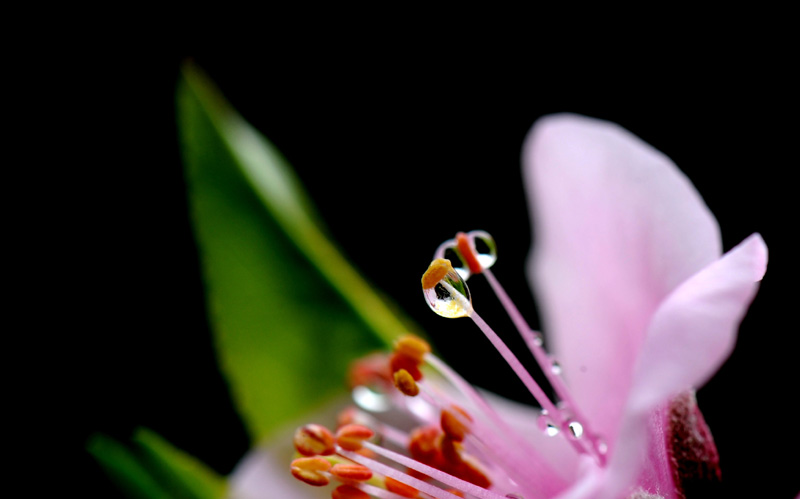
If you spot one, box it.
[422,262,473,318]
[352,385,390,412]
[468,230,497,269]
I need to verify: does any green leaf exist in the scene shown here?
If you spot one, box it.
[133,428,226,499]
[88,433,172,499]
[178,63,419,442]
[88,430,225,499]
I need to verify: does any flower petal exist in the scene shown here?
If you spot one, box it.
[630,233,767,412]
[523,114,722,444]
[598,234,767,498]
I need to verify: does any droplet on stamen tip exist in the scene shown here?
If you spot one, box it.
[468,230,497,270]
[421,259,473,318]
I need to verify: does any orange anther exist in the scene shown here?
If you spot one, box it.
[456,232,483,274]
[446,489,466,498]
[454,458,492,489]
[385,476,420,498]
[348,353,392,388]
[336,424,374,451]
[440,436,464,466]
[290,456,332,487]
[422,259,453,290]
[394,335,431,363]
[330,463,373,482]
[332,484,369,499]
[294,424,335,456]
[393,369,420,397]
[408,426,442,464]
[441,405,473,441]
[390,352,423,381]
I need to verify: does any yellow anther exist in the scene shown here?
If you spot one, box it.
[394,335,431,364]
[336,424,375,451]
[290,456,332,487]
[421,258,453,290]
[330,463,373,482]
[294,424,336,456]
[393,368,420,397]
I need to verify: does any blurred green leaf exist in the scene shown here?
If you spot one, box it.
[178,63,418,442]
[88,433,172,499]
[89,430,224,499]
[133,428,226,499]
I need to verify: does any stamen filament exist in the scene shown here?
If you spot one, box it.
[356,443,510,499]
[357,482,416,499]
[469,311,588,458]
[483,268,604,463]
[337,448,464,499]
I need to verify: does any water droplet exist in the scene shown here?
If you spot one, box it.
[434,240,472,280]
[352,385,390,412]
[469,230,497,269]
[537,412,559,437]
[531,332,544,347]
[422,262,473,318]
[596,438,608,455]
[550,360,562,375]
[566,420,584,440]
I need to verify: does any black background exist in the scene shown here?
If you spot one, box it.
[63,46,796,498]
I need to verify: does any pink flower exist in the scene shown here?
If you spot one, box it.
[233,114,767,499]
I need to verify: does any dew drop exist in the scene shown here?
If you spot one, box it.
[566,420,584,440]
[537,412,559,437]
[596,438,608,455]
[422,262,473,318]
[435,240,472,280]
[550,360,562,375]
[531,332,544,347]
[469,230,497,269]
[352,385,390,412]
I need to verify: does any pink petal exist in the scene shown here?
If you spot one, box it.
[598,234,767,498]
[630,233,767,411]
[523,114,722,445]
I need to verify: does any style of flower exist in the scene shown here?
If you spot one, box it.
[231,114,767,499]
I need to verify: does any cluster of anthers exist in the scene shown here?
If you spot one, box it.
[290,231,606,499]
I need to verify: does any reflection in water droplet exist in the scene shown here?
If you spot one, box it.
[469,230,497,269]
[550,360,562,375]
[422,263,473,318]
[352,386,390,412]
[567,421,584,440]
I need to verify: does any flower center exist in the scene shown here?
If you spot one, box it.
[289,231,608,499]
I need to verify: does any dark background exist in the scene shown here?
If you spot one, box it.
[66,48,795,497]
